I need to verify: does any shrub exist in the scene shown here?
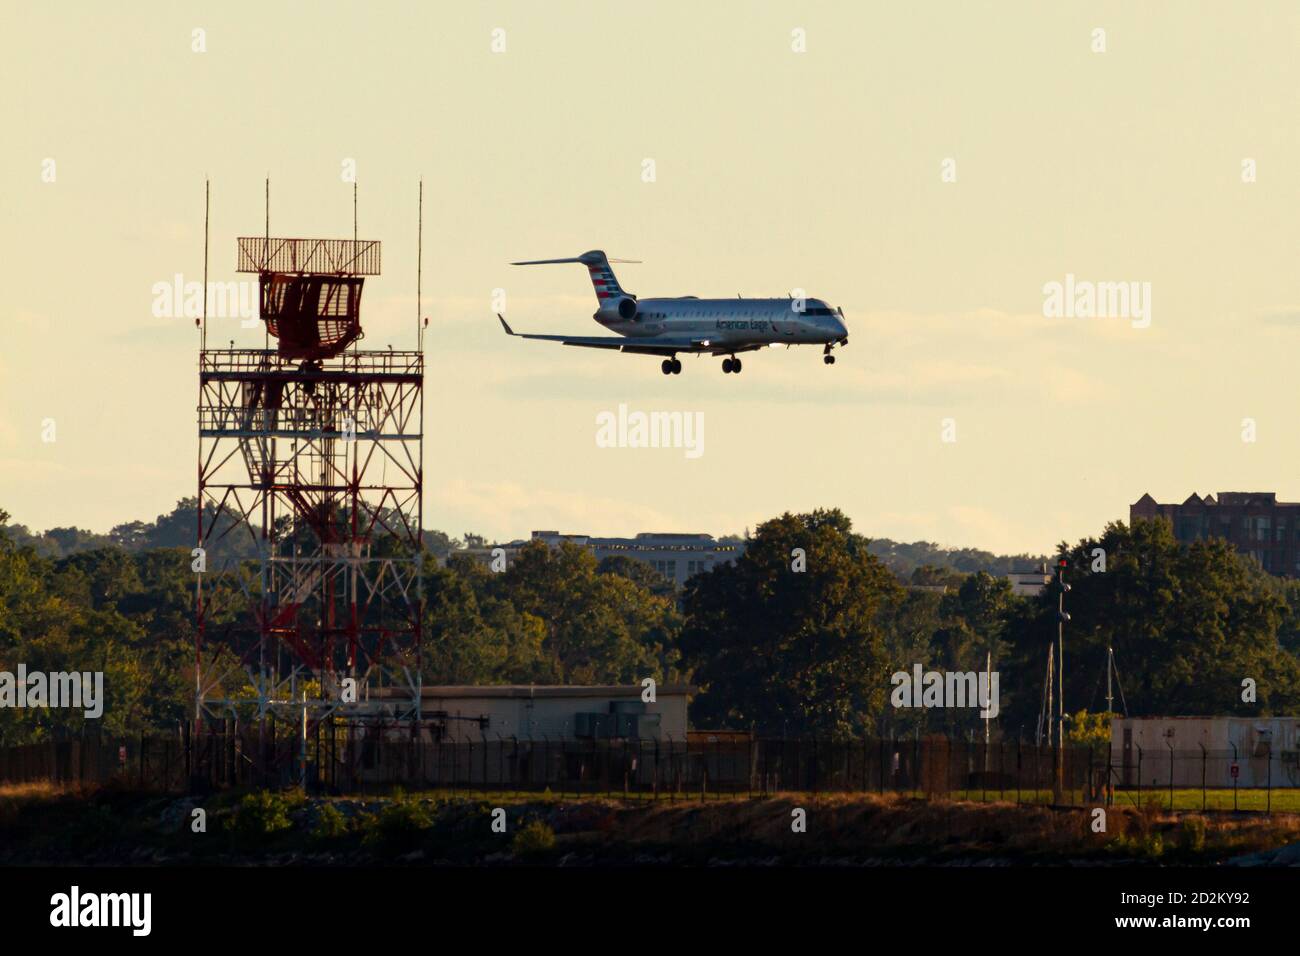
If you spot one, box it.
[312,803,349,841]
[232,791,296,842]
[362,792,434,849]
[1180,815,1207,853]
[511,819,556,858]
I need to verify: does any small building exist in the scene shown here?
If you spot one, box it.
[363,683,690,743]
[1006,564,1051,597]
[445,531,745,588]
[1110,716,1300,789]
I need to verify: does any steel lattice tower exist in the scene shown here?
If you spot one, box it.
[195,233,423,779]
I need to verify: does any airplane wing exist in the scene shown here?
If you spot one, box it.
[497,315,713,356]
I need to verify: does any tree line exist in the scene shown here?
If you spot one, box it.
[2,502,1298,744]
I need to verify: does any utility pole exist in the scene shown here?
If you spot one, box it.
[1054,557,1071,801]
[1106,645,1114,715]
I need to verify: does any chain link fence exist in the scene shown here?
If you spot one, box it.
[3,727,1298,812]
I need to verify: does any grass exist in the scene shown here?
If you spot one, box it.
[949,787,1300,813]
[3,783,1300,864]
[324,783,1300,814]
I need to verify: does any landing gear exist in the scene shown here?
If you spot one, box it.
[661,358,682,375]
[722,357,742,374]
[824,354,835,365]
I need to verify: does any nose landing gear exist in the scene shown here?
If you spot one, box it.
[823,344,836,365]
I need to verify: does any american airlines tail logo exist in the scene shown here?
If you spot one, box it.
[588,266,621,299]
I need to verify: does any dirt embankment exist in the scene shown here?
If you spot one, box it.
[2,783,1298,866]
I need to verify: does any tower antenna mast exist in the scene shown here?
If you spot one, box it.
[417,178,424,350]
[202,178,209,350]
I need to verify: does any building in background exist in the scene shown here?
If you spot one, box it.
[1131,491,1300,576]
[1006,564,1051,597]
[366,684,691,742]
[1110,716,1300,789]
[449,530,745,587]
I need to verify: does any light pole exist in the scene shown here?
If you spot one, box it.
[1055,557,1071,800]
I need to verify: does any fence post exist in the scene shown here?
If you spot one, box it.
[999,741,1005,802]
[701,737,707,801]
[1199,743,1207,811]
[915,735,921,800]
[1136,745,1143,809]
[1231,742,1238,811]
[1086,747,1093,806]
[668,735,675,802]
[1167,741,1174,811]
[981,738,987,804]
[1267,748,1272,815]
[879,738,885,794]
[1106,743,1113,808]
[748,736,754,800]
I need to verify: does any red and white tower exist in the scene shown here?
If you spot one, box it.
[195,227,424,780]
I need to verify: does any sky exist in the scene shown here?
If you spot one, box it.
[2,1,1298,555]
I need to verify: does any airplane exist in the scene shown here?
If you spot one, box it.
[497,250,847,375]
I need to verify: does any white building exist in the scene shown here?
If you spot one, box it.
[1110,716,1300,788]
[449,531,745,588]
[366,684,691,743]
[1006,565,1050,597]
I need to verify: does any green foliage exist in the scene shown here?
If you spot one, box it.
[425,540,683,686]
[361,791,434,848]
[1066,709,1113,750]
[1110,830,1165,859]
[1179,815,1207,853]
[868,539,1046,579]
[999,519,1300,728]
[679,509,904,735]
[511,819,556,857]
[232,790,300,842]
[3,500,1299,748]
[311,803,350,841]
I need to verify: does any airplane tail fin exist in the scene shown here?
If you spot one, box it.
[511,250,637,305]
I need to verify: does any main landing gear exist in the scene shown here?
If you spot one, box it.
[823,344,836,365]
[721,356,743,374]
[660,358,682,375]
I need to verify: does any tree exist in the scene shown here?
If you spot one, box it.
[495,541,681,684]
[679,509,902,735]
[999,519,1300,731]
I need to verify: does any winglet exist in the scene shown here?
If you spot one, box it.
[497,313,515,335]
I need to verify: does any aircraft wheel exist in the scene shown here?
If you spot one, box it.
[661,359,673,375]
[671,359,682,374]
[824,354,835,365]
[722,358,734,374]
[733,358,742,373]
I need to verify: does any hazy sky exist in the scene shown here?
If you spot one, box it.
[3,2,1298,555]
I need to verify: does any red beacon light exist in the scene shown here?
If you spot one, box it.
[237,236,381,361]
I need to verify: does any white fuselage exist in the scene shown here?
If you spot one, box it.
[599,297,846,349]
